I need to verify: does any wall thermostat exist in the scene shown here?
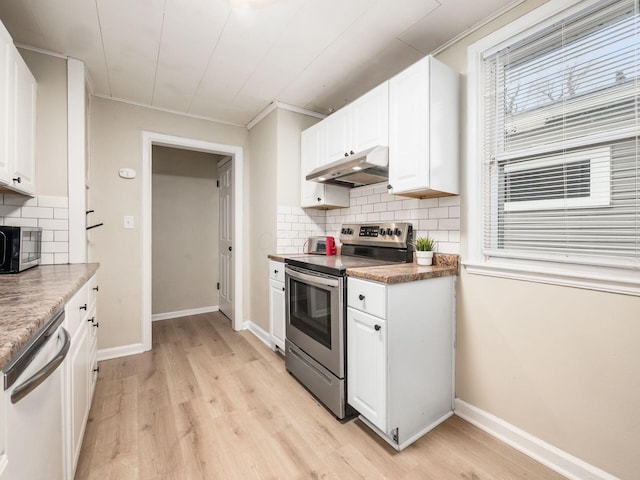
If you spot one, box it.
[119,168,136,179]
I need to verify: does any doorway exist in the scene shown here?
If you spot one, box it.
[141,131,244,352]
[151,146,222,320]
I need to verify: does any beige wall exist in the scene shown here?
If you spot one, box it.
[276,109,318,207]
[248,110,278,331]
[248,108,318,331]
[436,1,639,477]
[20,49,68,197]
[151,146,220,315]
[89,97,249,349]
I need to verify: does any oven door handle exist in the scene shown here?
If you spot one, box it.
[286,266,340,288]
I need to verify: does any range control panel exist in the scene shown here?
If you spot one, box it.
[340,222,413,248]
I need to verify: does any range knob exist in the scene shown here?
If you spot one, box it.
[379,228,386,236]
[347,228,353,235]
[394,228,402,236]
[386,228,393,236]
[341,228,347,234]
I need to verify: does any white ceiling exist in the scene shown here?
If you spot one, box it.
[0,0,517,126]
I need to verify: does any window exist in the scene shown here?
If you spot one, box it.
[467,0,640,292]
[464,0,640,295]
[503,147,611,212]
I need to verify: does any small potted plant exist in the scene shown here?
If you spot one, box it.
[413,236,436,266]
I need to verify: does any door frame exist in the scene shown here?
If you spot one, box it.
[141,131,244,352]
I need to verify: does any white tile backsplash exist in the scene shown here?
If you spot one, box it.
[0,195,70,265]
[278,184,461,255]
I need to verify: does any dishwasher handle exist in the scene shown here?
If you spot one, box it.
[11,327,70,404]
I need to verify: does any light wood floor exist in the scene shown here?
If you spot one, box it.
[76,312,565,480]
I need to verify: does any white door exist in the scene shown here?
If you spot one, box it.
[388,57,430,194]
[347,307,387,431]
[218,157,234,321]
[0,26,12,184]
[11,50,36,195]
[269,279,285,350]
[351,82,389,153]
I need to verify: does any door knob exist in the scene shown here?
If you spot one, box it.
[228,246,232,251]
[358,294,365,300]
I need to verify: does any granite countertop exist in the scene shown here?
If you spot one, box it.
[267,253,458,284]
[0,263,100,371]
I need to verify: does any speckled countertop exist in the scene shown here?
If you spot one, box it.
[0,263,99,371]
[268,253,458,284]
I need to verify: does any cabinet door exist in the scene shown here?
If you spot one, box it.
[351,82,388,153]
[269,279,286,351]
[0,25,13,185]
[68,323,90,476]
[11,51,36,195]
[347,307,386,431]
[325,107,350,163]
[388,57,430,195]
[301,122,326,208]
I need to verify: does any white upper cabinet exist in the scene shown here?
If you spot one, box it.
[11,49,36,195]
[325,82,389,164]
[300,121,349,209]
[388,56,459,198]
[0,23,12,185]
[0,20,37,196]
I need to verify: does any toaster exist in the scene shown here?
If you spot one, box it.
[306,236,337,255]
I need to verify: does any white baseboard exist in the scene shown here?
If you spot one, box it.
[243,320,275,351]
[454,399,619,480]
[152,305,219,322]
[97,342,147,362]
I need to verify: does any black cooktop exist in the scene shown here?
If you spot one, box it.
[285,254,404,276]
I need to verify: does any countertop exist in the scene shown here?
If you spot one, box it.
[0,263,100,371]
[268,253,458,284]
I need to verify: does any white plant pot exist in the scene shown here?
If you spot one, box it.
[416,251,434,266]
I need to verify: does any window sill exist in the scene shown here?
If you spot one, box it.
[463,258,640,296]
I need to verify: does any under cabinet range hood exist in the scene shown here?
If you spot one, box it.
[306,145,388,187]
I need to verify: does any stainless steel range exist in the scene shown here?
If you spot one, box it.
[284,222,413,419]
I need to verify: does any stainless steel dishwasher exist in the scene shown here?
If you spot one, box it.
[3,309,69,480]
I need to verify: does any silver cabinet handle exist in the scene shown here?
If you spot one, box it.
[11,327,70,404]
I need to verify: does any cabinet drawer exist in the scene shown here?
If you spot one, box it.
[347,277,386,318]
[269,260,285,283]
[65,282,89,337]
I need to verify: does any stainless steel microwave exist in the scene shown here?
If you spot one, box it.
[0,226,42,273]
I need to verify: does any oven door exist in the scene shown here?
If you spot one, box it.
[285,265,344,378]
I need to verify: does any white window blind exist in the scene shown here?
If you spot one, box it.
[482,0,640,269]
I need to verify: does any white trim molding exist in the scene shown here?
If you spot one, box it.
[454,399,620,480]
[243,321,274,351]
[97,343,146,362]
[67,58,87,263]
[141,131,245,353]
[152,306,219,322]
[246,101,326,130]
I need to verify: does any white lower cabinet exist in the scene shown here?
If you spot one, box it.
[347,308,386,430]
[64,273,99,480]
[268,260,286,352]
[347,275,455,450]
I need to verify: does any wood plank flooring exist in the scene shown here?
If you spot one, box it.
[75,313,565,480]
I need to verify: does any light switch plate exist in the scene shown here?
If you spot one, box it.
[123,215,134,229]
